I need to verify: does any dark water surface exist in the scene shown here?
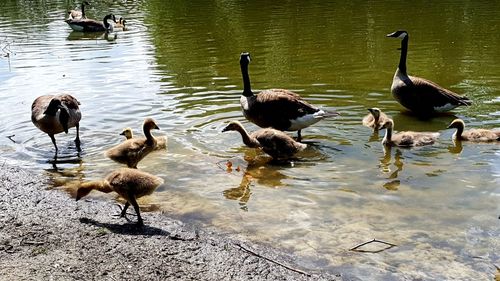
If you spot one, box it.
[0,1,498,279]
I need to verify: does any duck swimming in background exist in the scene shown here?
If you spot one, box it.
[222,121,307,160]
[31,94,81,153]
[239,52,339,141]
[105,118,163,168]
[76,168,164,226]
[387,30,471,116]
[65,14,116,32]
[447,119,500,142]
[380,118,440,147]
[362,108,390,130]
[119,127,167,149]
[68,1,90,20]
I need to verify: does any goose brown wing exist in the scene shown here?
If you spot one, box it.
[253,129,299,158]
[253,89,319,130]
[410,76,471,107]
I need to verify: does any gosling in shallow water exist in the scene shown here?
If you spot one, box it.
[105,118,163,168]
[76,168,164,226]
[362,108,390,130]
[31,94,81,153]
[222,120,307,160]
[119,127,167,149]
[380,119,440,147]
[447,119,500,142]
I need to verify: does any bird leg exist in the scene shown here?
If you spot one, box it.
[120,202,130,218]
[296,130,302,142]
[75,123,81,151]
[49,134,58,152]
[127,191,143,227]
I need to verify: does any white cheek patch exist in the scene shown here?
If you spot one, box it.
[398,32,408,38]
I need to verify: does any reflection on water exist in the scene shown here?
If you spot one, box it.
[0,0,499,280]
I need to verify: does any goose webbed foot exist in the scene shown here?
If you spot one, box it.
[112,203,133,221]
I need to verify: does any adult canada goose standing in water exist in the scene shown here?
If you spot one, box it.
[105,118,162,168]
[76,168,164,226]
[447,119,500,142]
[65,14,116,32]
[222,121,307,160]
[239,52,339,141]
[387,30,471,116]
[68,1,90,20]
[362,108,390,130]
[31,94,81,153]
[380,118,440,147]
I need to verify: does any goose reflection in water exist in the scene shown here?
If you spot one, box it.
[379,146,404,190]
[222,152,289,210]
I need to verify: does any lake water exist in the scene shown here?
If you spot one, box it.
[0,1,499,280]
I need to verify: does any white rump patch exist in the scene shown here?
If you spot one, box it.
[434,103,458,112]
[288,110,327,131]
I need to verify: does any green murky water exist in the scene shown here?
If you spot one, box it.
[0,1,498,279]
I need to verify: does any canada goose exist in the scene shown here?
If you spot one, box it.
[65,14,116,32]
[387,30,471,115]
[222,121,307,160]
[447,119,500,142]
[68,1,90,20]
[381,118,440,147]
[76,168,164,226]
[119,127,167,149]
[31,94,81,152]
[105,118,161,168]
[362,108,390,130]
[239,52,339,141]
[114,17,127,30]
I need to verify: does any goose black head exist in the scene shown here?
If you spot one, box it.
[368,108,381,118]
[240,52,251,65]
[43,98,65,116]
[386,30,408,39]
[222,121,242,133]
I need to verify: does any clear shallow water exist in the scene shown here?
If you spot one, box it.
[0,1,499,280]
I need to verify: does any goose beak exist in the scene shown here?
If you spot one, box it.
[119,131,125,136]
[222,126,229,133]
[154,125,160,130]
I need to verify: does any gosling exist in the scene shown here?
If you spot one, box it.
[76,168,164,226]
[105,118,162,168]
[362,108,390,130]
[119,127,167,149]
[31,94,81,152]
[222,120,307,160]
[447,119,500,142]
[381,119,440,147]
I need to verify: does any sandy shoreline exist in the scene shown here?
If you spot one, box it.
[0,162,342,280]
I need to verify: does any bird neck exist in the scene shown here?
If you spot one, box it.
[454,125,464,139]
[398,36,409,75]
[240,62,253,97]
[77,180,112,200]
[144,127,156,145]
[234,125,260,148]
[383,126,393,144]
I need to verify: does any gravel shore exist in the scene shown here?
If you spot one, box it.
[0,163,342,280]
